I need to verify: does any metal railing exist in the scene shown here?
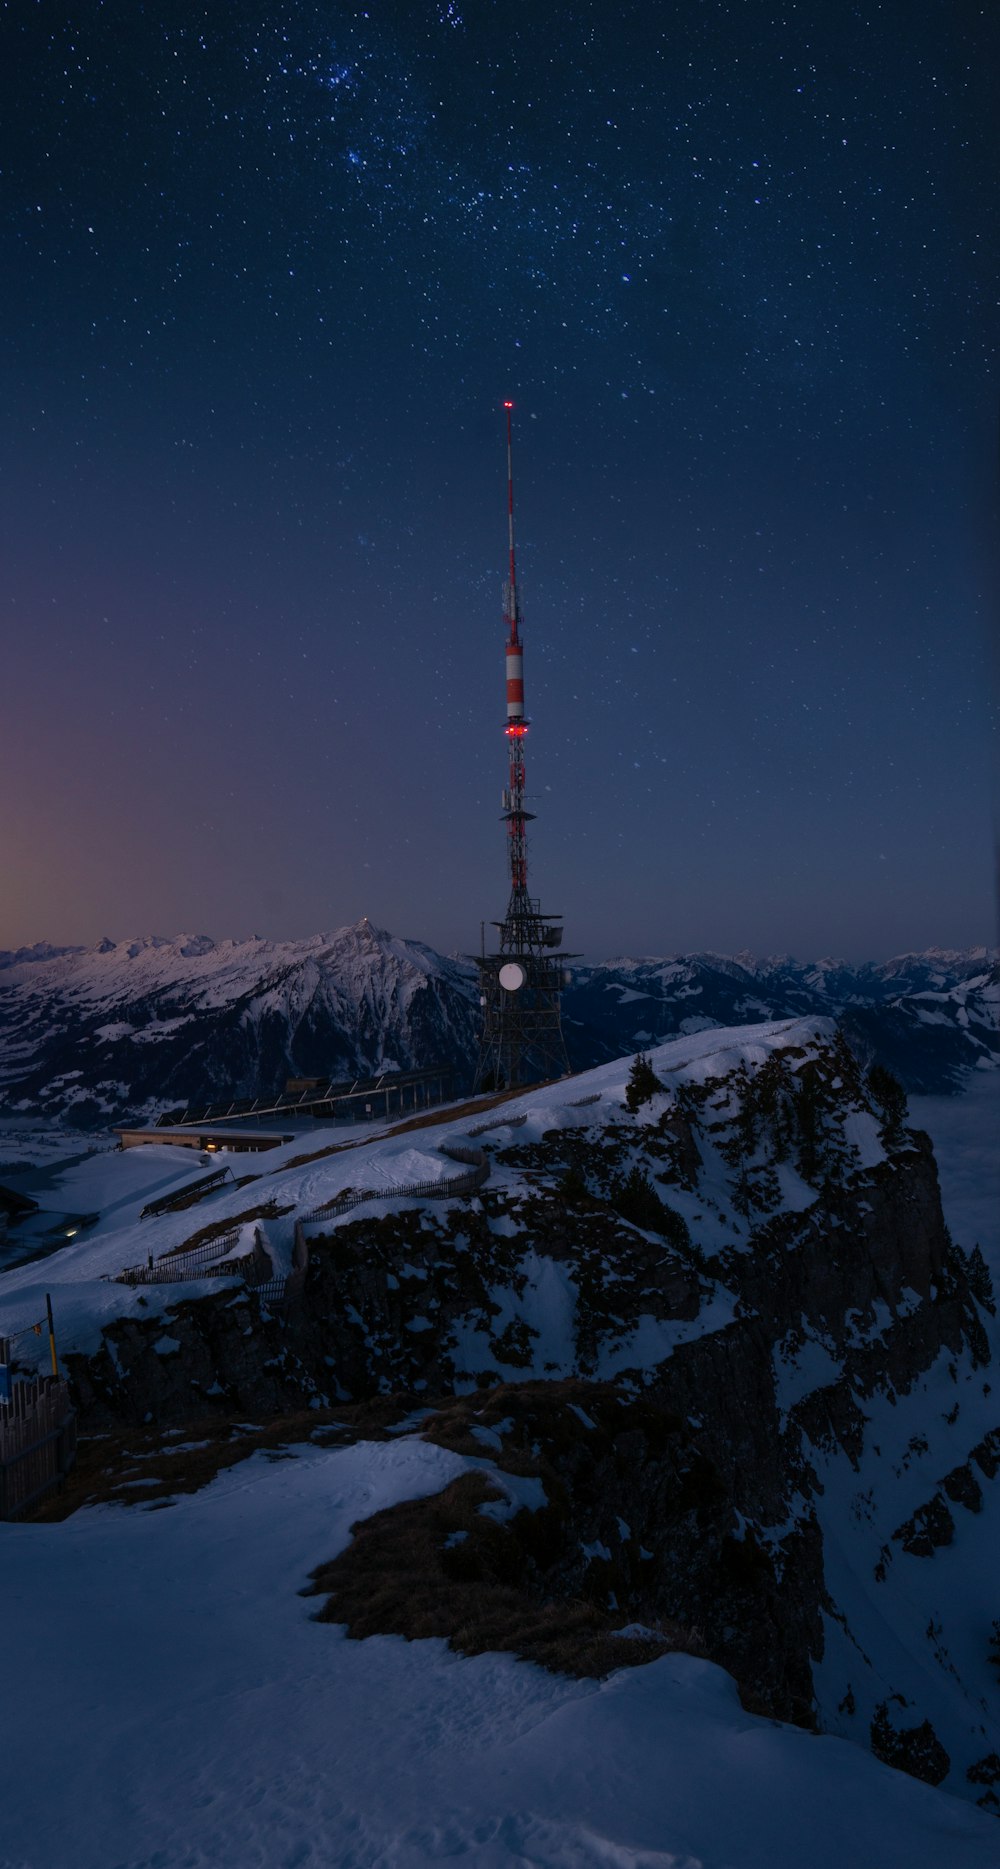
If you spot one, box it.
[161,1063,457,1130]
[116,1226,245,1286]
[249,1275,291,1308]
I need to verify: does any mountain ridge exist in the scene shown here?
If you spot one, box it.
[7,1016,999,1817]
[0,922,995,1122]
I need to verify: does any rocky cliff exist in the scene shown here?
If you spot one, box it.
[56,1019,1000,1809]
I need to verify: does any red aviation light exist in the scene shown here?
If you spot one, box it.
[503,399,514,409]
[504,722,528,737]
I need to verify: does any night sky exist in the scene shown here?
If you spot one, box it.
[2,2,997,962]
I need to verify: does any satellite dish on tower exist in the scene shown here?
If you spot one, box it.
[499,961,525,992]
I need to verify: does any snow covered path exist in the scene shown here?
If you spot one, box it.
[1,1435,997,1869]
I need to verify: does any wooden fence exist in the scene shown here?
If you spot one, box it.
[140,1165,234,1220]
[245,1224,311,1314]
[116,1139,491,1316]
[0,1377,77,1520]
[116,1224,284,1311]
[116,1226,244,1286]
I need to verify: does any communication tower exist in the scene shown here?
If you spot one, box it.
[473,403,572,1092]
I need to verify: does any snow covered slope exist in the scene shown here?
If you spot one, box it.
[3,1016,1000,1834]
[1,1431,998,1869]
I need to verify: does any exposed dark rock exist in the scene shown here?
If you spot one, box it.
[871,1701,951,1785]
[968,1752,1000,1786]
[971,1429,1000,1480]
[655,1104,703,1189]
[64,1289,322,1429]
[53,1027,997,1794]
[940,1462,984,1514]
[307,1374,820,1726]
[891,1495,956,1558]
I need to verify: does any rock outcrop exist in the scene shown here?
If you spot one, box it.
[58,1021,1000,1805]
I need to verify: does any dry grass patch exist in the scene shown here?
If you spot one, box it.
[26,1393,427,1521]
[304,1468,703,1679]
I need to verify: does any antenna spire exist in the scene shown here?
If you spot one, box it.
[472,401,574,1093]
[503,399,520,642]
[504,399,518,624]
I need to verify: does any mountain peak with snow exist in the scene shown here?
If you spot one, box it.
[0,930,995,1123]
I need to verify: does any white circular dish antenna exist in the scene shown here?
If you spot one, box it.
[499,961,525,992]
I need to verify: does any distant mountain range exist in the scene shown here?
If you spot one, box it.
[0,922,996,1123]
[563,947,999,1094]
[0,922,479,1126]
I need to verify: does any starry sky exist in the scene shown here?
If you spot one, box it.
[2,1,997,962]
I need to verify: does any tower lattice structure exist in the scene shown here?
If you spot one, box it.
[473,403,572,1093]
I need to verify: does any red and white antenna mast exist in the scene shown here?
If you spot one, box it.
[502,400,531,915]
[473,401,572,1092]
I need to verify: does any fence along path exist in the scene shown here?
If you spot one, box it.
[116,1225,245,1287]
[115,1140,490,1293]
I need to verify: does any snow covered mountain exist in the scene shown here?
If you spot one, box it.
[0,921,481,1124]
[0,925,995,1122]
[2,1018,999,1861]
[563,948,1000,1092]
